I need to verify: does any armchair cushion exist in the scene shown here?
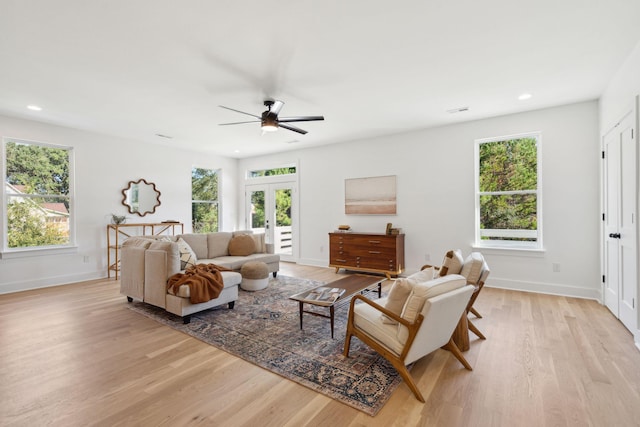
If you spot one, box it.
[438,249,463,276]
[398,274,467,342]
[177,237,197,270]
[381,278,416,325]
[353,298,405,356]
[460,252,484,284]
[408,266,436,282]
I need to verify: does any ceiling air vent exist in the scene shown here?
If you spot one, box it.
[446,106,469,114]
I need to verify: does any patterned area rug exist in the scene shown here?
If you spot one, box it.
[127,275,402,416]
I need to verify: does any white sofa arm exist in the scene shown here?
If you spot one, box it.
[144,249,170,309]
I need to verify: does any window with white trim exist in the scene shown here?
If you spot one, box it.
[3,138,74,251]
[475,133,542,249]
[192,167,220,233]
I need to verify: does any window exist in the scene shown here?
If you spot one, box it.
[475,133,541,249]
[3,138,74,251]
[192,168,219,233]
[247,166,296,178]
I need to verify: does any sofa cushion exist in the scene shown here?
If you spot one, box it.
[228,234,256,256]
[207,232,233,258]
[251,233,266,253]
[438,249,463,276]
[178,233,208,259]
[177,237,197,270]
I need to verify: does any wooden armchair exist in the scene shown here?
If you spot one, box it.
[343,274,474,402]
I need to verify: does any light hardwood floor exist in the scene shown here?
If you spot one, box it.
[1,263,640,426]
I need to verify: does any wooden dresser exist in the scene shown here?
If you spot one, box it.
[329,232,405,279]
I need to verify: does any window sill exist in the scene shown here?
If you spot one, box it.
[0,245,78,259]
[471,244,545,258]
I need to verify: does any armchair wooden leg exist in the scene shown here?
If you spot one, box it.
[391,361,425,403]
[443,338,473,371]
[343,331,353,357]
[468,319,486,340]
[469,307,482,318]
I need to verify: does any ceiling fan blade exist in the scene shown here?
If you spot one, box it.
[219,120,261,126]
[270,100,284,115]
[278,115,324,123]
[219,105,261,119]
[278,123,308,135]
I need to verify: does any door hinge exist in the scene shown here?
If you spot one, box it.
[602,150,605,159]
[602,213,605,221]
[602,274,606,283]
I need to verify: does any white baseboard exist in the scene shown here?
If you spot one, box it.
[296,258,601,301]
[0,271,106,295]
[486,277,601,301]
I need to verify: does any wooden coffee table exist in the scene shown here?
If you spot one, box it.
[290,274,384,339]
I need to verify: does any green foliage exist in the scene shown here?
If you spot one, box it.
[5,141,71,248]
[192,168,219,232]
[275,189,292,227]
[479,137,537,192]
[6,141,70,195]
[479,137,538,237]
[7,201,68,248]
[249,167,296,178]
[251,190,265,228]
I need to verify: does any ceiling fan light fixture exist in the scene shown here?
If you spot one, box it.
[261,116,278,132]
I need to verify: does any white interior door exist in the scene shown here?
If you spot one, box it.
[603,111,637,333]
[246,182,297,262]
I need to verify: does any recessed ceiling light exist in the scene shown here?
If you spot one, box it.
[234,149,240,153]
[27,105,42,111]
[518,93,532,100]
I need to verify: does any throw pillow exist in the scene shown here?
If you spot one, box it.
[228,234,256,256]
[438,249,463,276]
[177,237,197,270]
[381,278,416,325]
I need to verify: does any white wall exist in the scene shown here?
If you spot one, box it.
[0,115,238,294]
[239,101,601,299]
[599,39,640,347]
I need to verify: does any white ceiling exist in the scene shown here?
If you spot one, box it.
[1,0,639,158]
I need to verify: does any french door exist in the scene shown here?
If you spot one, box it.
[245,182,297,262]
[603,109,637,334]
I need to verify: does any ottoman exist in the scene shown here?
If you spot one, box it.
[240,261,269,291]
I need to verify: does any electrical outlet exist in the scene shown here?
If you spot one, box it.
[552,263,560,272]
[425,253,431,262]
[320,245,324,253]
[83,255,90,263]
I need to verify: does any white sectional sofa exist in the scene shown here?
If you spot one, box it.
[120,231,279,323]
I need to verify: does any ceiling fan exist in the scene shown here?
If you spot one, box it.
[219,99,324,135]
